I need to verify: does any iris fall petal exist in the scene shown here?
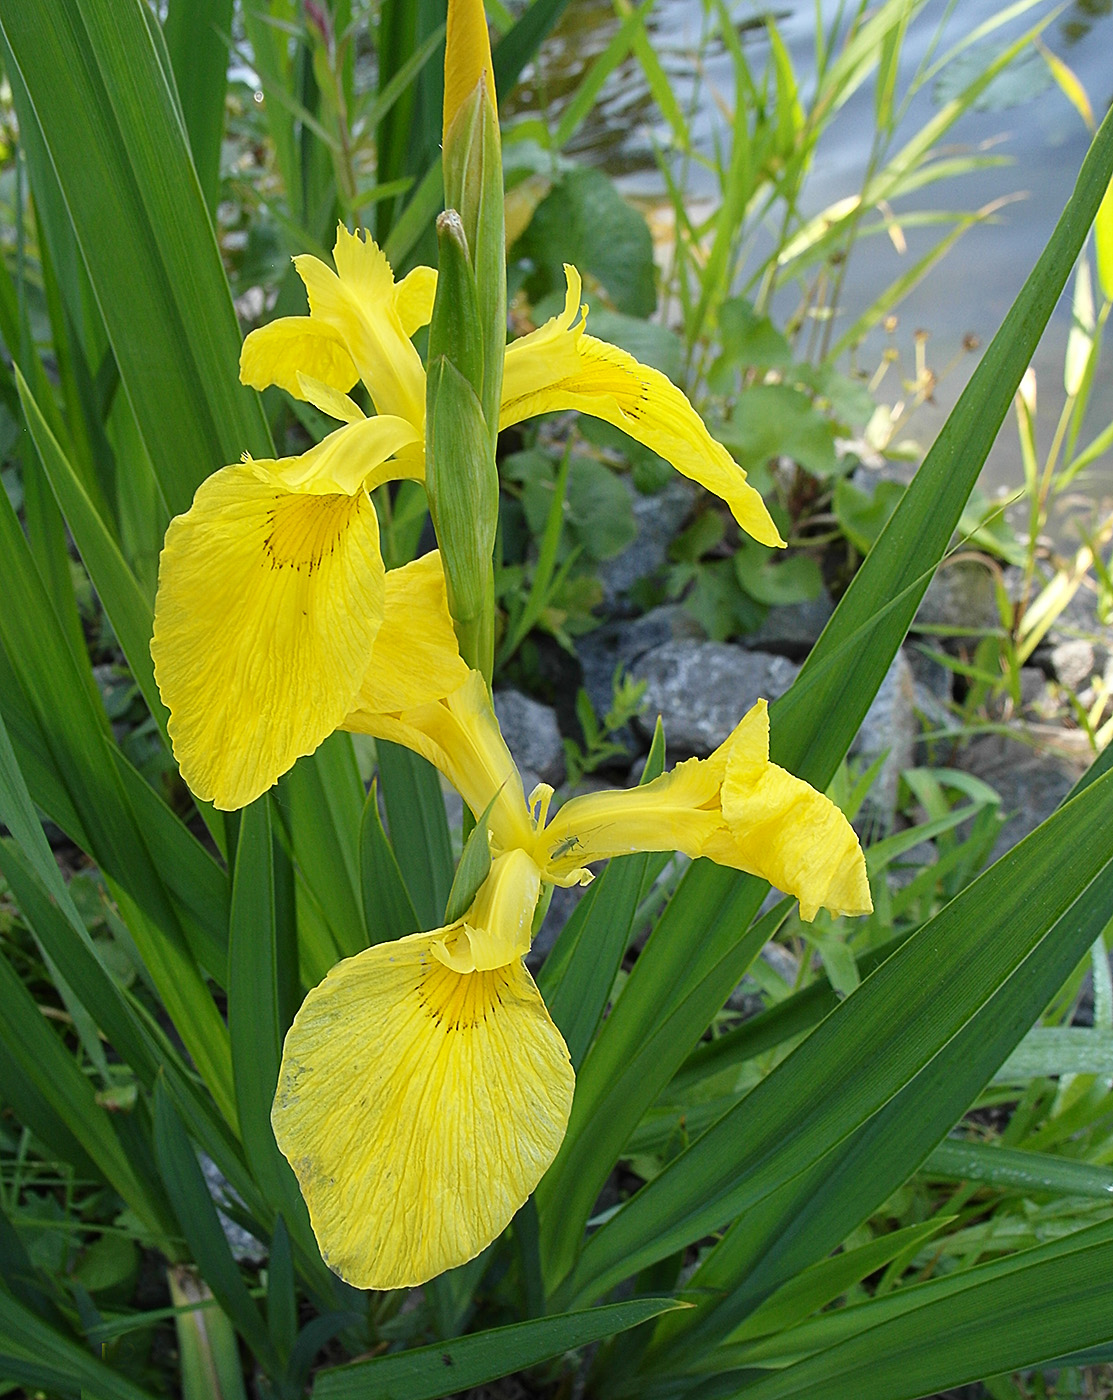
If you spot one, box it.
[272,930,573,1289]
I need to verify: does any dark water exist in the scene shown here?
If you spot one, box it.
[512,0,1113,526]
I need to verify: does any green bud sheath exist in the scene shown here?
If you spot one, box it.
[443,77,506,452]
[426,354,497,676]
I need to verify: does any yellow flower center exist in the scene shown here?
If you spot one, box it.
[263,492,361,573]
[417,955,510,1031]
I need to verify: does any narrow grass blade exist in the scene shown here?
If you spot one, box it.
[0,1291,158,1399]
[923,1138,1113,1199]
[732,1220,1113,1400]
[312,1299,686,1400]
[0,0,271,519]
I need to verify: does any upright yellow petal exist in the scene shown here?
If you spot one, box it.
[348,551,469,715]
[712,701,872,921]
[501,266,784,548]
[151,464,385,810]
[293,228,428,428]
[394,264,438,338]
[347,671,534,852]
[272,931,573,1289]
[432,850,542,972]
[239,316,358,400]
[443,0,497,142]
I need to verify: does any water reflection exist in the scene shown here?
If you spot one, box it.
[507,0,1113,507]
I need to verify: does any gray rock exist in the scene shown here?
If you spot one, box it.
[597,478,695,609]
[201,1155,265,1263]
[527,881,586,974]
[914,560,999,635]
[741,593,834,658]
[493,689,565,786]
[1019,665,1051,713]
[904,643,953,705]
[631,641,800,755]
[954,733,1085,865]
[577,604,703,719]
[1050,638,1103,692]
[849,650,917,831]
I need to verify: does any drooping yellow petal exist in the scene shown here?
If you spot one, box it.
[293,228,428,428]
[262,414,421,495]
[239,315,358,399]
[296,372,366,425]
[347,671,534,852]
[538,700,870,920]
[711,701,872,921]
[347,551,469,715]
[539,752,726,884]
[272,931,573,1290]
[433,850,542,972]
[500,266,785,548]
[443,0,497,142]
[151,464,385,810]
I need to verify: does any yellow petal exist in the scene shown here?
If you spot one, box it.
[295,372,366,424]
[151,465,385,810]
[443,0,497,141]
[347,551,469,715]
[239,315,358,399]
[294,228,427,428]
[432,850,542,972]
[711,701,873,921]
[272,932,573,1289]
[501,266,785,548]
[347,671,534,852]
[539,753,725,883]
[394,264,438,338]
[255,415,420,497]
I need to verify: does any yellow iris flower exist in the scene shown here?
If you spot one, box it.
[152,226,783,811]
[272,614,871,1289]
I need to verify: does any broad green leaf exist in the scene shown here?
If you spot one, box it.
[556,764,1113,1309]
[731,1218,1113,1400]
[164,0,234,211]
[521,168,656,317]
[923,1138,1113,1199]
[154,1083,278,1370]
[542,101,1113,1296]
[646,769,1113,1371]
[277,734,368,960]
[312,1298,686,1400]
[377,739,453,930]
[538,896,793,1283]
[0,0,271,520]
[228,799,311,1246]
[360,778,422,945]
